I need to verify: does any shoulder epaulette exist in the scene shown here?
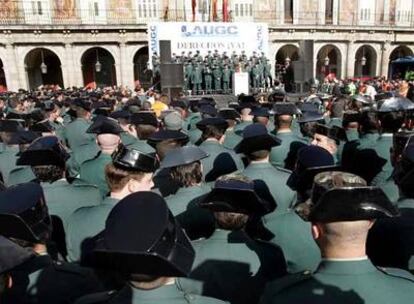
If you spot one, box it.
[276,167,293,174]
[377,267,414,282]
[74,290,117,304]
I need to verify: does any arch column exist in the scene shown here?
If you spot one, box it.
[380,41,392,78]
[346,42,355,78]
[3,45,20,91]
[64,43,76,88]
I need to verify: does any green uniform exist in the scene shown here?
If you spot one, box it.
[75,281,228,304]
[188,229,286,304]
[251,66,260,89]
[42,179,102,232]
[66,197,118,262]
[355,133,393,186]
[192,66,203,93]
[66,142,100,178]
[260,259,414,304]
[4,255,103,303]
[222,68,231,92]
[266,210,320,273]
[242,162,296,215]
[79,152,112,198]
[270,131,307,169]
[8,166,36,186]
[199,140,244,182]
[185,112,202,132]
[204,67,213,93]
[121,133,155,154]
[380,177,400,203]
[165,185,214,240]
[213,68,222,92]
[185,64,194,91]
[63,118,95,150]
[223,129,242,150]
[0,145,19,186]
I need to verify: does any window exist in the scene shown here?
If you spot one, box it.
[94,2,99,17]
[136,0,158,21]
[358,0,375,25]
[325,0,333,24]
[396,0,413,25]
[23,0,51,23]
[284,0,293,23]
[232,0,253,20]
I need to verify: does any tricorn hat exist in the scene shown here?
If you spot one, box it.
[196,117,228,132]
[130,112,158,127]
[86,116,124,135]
[313,124,347,143]
[234,123,281,154]
[16,136,70,167]
[160,146,208,169]
[0,183,52,243]
[112,144,159,173]
[0,236,35,274]
[147,130,189,148]
[297,171,399,222]
[89,192,195,277]
[199,178,273,216]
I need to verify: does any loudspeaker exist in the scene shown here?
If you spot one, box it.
[160,63,184,89]
[159,40,172,63]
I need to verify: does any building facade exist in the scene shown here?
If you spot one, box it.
[0,0,414,91]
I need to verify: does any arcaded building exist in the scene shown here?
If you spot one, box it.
[0,0,413,91]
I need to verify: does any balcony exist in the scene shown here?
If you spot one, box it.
[0,9,412,30]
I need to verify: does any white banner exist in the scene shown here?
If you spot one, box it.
[148,22,269,67]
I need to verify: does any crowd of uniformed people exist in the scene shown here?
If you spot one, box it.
[0,81,413,303]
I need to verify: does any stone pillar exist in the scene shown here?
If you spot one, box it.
[383,0,390,23]
[346,41,355,78]
[318,0,326,25]
[380,41,392,78]
[119,42,134,88]
[63,43,75,88]
[332,0,339,25]
[4,44,20,91]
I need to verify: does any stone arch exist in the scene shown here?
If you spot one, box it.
[354,45,377,78]
[316,44,342,80]
[275,44,300,64]
[133,46,152,89]
[24,47,64,89]
[388,45,414,79]
[81,47,117,88]
[0,57,6,92]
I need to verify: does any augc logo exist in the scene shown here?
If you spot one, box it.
[181,25,239,37]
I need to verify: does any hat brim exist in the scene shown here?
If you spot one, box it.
[89,224,194,277]
[234,134,281,154]
[0,214,51,243]
[17,150,69,167]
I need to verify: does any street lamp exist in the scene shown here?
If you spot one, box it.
[324,55,330,66]
[361,47,367,66]
[95,49,102,73]
[40,50,47,74]
[285,56,291,65]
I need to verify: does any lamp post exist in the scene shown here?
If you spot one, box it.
[285,56,291,66]
[95,49,102,73]
[40,50,47,74]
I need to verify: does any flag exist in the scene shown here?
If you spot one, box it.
[192,0,197,21]
[222,0,229,22]
[212,0,217,21]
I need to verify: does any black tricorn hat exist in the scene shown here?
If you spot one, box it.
[129,112,158,127]
[16,136,69,167]
[0,236,35,274]
[73,98,93,112]
[86,116,124,135]
[147,130,189,148]
[196,117,229,131]
[112,144,159,173]
[199,178,273,216]
[234,123,281,154]
[218,108,241,121]
[29,120,56,133]
[89,192,195,277]
[313,124,347,143]
[0,183,52,243]
[6,131,40,145]
[297,171,399,222]
[0,119,26,132]
[271,102,301,116]
[160,146,208,169]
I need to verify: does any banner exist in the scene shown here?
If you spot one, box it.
[148,22,269,68]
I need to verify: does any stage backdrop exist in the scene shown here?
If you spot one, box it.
[148,22,269,68]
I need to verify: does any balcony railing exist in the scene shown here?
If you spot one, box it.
[0,9,413,28]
